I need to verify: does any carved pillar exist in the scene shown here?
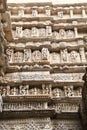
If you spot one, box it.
[42,84,45,94]
[74,27,78,38]
[49,84,52,96]
[70,7,74,18]
[79,47,86,62]
[82,7,86,17]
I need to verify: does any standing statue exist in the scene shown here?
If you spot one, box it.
[0,93,3,112]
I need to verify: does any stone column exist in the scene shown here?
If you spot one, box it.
[79,47,86,62]
[74,27,78,38]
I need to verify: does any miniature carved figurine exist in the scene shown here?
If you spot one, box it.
[32,7,38,16]
[32,50,41,62]
[61,49,68,63]
[42,48,49,60]
[32,27,38,37]
[0,93,3,112]
[59,29,66,39]
[18,9,24,17]
[70,51,80,63]
[16,27,23,38]
[46,26,52,37]
[45,6,51,16]
[64,86,74,97]
[24,49,31,62]
[58,11,63,18]
[66,30,74,38]
[6,48,14,63]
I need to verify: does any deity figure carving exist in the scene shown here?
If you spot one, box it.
[23,29,31,38]
[58,11,63,18]
[59,29,66,39]
[46,26,52,37]
[51,52,60,63]
[18,9,24,17]
[61,49,68,63]
[45,6,51,16]
[64,86,74,97]
[19,85,29,95]
[53,88,60,97]
[16,27,23,38]
[66,30,74,38]
[52,31,59,39]
[42,48,49,60]
[39,28,46,37]
[14,52,23,63]
[0,93,3,112]
[23,49,31,62]
[32,7,38,16]
[32,50,41,62]
[11,87,18,95]
[70,51,80,63]
[6,48,14,63]
[31,27,39,37]
[7,85,10,95]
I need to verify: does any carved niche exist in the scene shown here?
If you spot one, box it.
[51,52,60,64]
[23,49,31,62]
[32,7,38,16]
[32,50,41,62]
[52,31,59,39]
[42,48,49,61]
[69,51,80,63]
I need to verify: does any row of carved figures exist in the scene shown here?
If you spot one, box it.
[6,47,86,63]
[3,102,79,112]
[0,85,82,97]
[13,27,76,39]
[11,7,86,18]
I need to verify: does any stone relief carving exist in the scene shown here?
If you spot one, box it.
[32,7,38,16]
[6,48,14,63]
[16,27,23,38]
[14,52,23,63]
[18,9,24,17]
[60,49,68,63]
[45,7,51,16]
[32,27,39,37]
[32,50,41,62]
[79,47,86,62]
[66,30,74,38]
[39,28,46,37]
[64,86,74,97]
[58,11,63,18]
[23,49,31,62]
[69,51,80,63]
[23,29,31,38]
[59,29,66,39]
[42,48,49,60]
[46,26,52,37]
[50,52,60,64]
